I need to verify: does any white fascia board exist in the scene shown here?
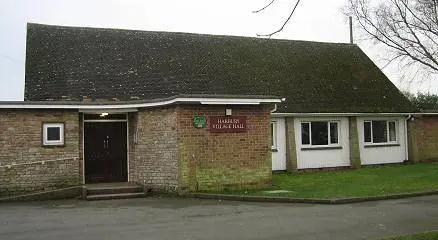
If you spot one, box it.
[0,97,281,110]
[271,112,415,117]
[200,101,259,105]
[200,98,280,105]
[413,112,438,115]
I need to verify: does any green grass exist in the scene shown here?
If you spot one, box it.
[208,163,438,198]
[381,231,438,240]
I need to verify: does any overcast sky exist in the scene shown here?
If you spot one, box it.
[0,0,437,101]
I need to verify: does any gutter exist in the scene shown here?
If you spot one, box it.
[0,97,282,110]
[412,112,438,116]
[271,112,417,117]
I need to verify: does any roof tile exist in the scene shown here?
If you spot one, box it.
[24,23,416,113]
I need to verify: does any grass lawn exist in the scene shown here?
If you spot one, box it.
[209,163,438,198]
[381,231,438,240]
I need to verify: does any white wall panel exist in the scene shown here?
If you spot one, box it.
[294,117,350,169]
[271,117,287,171]
[357,117,407,165]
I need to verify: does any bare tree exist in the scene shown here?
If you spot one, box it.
[253,0,301,38]
[346,0,438,75]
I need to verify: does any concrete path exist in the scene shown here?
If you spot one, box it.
[1,195,438,240]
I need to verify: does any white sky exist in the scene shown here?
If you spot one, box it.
[0,0,437,101]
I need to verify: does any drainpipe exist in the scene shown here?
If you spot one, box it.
[270,104,277,113]
[404,114,412,162]
[270,98,286,113]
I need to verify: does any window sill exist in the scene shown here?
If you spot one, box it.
[301,146,343,151]
[364,143,400,148]
[42,143,65,148]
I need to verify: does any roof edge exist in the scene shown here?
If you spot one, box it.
[271,112,417,117]
[0,97,282,109]
[27,22,356,46]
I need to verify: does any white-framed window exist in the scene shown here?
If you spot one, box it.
[42,123,64,146]
[270,121,277,150]
[363,120,397,144]
[301,121,340,146]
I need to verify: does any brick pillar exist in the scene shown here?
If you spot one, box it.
[407,119,420,163]
[285,117,298,172]
[349,116,361,168]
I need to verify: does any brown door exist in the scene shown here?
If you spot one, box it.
[84,122,127,183]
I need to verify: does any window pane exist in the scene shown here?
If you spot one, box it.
[389,121,396,141]
[364,122,371,142]
[270,122,276,148]
[301,122,310,145]
[372,121,387,143]
[311,122,328,145]
[47,127,61,141]
[330,122,338,144]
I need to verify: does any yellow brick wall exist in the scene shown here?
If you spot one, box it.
[0,109,80,197]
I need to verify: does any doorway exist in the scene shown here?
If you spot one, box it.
[84,121,128,183]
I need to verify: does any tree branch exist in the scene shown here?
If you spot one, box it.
[380,54,405,70]
[252,0,276,13]
[256,0,301,37]
[347,0,438,76]
[393,0,438,70]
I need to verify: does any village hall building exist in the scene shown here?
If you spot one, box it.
[0,23,419,199]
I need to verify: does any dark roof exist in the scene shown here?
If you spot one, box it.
[25,23,416,113]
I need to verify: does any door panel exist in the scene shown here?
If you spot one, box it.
[84,122,127,183]
[272,118,287,171]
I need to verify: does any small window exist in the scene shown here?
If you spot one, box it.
[301,121,340,147]
[270,121,277,150]
[364,120,397,144]
[42,123,64,146]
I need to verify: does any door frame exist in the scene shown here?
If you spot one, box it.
[82,114,129,184]
[271,117,287,171]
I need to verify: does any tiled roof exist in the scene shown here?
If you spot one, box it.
[25,23,416,113]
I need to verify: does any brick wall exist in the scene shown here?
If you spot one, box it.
[178,105,272,192]
[0,110,80,197]
[412,116,438,162]
[0,105,272,196]
[129,107,179,192]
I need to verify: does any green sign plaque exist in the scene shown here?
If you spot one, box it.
[193,115,207,128]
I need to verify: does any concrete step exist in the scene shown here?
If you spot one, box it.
[86,192,145,201]
[84,183,146,201]
[86,185,143,196]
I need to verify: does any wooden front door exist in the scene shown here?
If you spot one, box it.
[84,122,127,183]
